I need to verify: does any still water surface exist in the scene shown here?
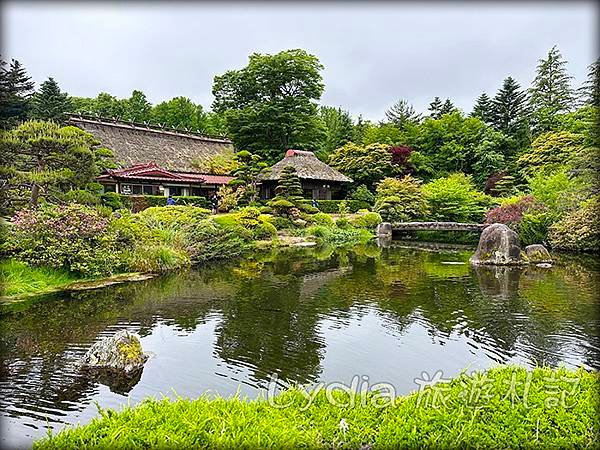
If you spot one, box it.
[1,243,598,447]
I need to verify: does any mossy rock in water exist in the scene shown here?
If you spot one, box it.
[525,244,553,263]
[81,330,148,375]
[470,223,528,266]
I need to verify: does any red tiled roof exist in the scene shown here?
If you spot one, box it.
[98,162,234,185]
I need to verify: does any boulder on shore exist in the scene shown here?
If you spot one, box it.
[470,223,528,266]
[80,330,148,375]
[525,244,553,263]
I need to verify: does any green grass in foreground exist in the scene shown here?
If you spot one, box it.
[0,259,78,297]
[35,366,599,449]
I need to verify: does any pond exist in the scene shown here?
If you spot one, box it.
[1,242,598,448]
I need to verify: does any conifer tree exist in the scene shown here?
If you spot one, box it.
[30,77,72,123]
[0,57,34,129]
[276,165,303,202]
[384,99,421,129]
[578,58,599,107]
[528,46,575,132]
[471,92,493,123]
[491,77,529,142]
[428,97,443,119]
[439,98,457,115]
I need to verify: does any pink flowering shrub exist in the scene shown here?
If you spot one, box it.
[9,204,123,277]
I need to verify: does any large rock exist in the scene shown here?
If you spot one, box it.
[376,222,393,237]
[525,244,552,263]
[470,223,528,266]
[81,330,148,375]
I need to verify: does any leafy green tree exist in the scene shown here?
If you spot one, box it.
[0,57,34,129]
[384,99,421,129]
[422,173,492,222]
[152,96,207,131]
[440,99,457,115]
[318,106,354,156]
[229,150,270,204]
[0,120,114,209]
[374,175,429,222]
[490,77,530,150]
[123,90,152,123]
[30,77,72,123]
[428,96,443,119]
[528,46,575,133]
[213,49,324,161]
[361,122,403,145]
[471,92,493,124]
[328,142,394,187]
[351,115,372,144]
[517,130,584,178]
[401,112,490,177]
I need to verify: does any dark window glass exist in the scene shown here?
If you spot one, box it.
[169,186,183,196]
[132,185,143,195]
[143,185,155,195]
[103,184,116,193]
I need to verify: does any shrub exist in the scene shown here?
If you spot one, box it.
[254,221,278,239]
[101,192,128,210]
[127,245,190,272]
[422,173,492,223]
[335,217,351,229]
[549,196,600,252]
[64,189,100,205]
[236,207,261,229]
[374,175,429,222]
[349,185,375,205]
[309,212,334,227]
[217,185,242,212]
[264,216,294,230]
[136,206,210,228]
[301,200,369,214]
[485,195,541,227]
[351,211,382,229]
[305,225,372,246]
[520,212,555,246]
[528,169,586,216]
[8,204,123,277]
[186,219,254,262]
[297,203,319,214]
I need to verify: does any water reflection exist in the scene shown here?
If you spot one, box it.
[0,244,598,447]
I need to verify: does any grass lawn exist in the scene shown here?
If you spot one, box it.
[35,366,598,449]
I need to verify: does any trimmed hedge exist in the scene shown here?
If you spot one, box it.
[101,194,209,212]
[300,199,370,214]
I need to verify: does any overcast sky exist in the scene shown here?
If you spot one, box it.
[2,1,598,121]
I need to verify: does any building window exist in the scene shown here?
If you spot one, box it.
[168,186,184,196]
[103,184,117,193]
[143,185,157,195]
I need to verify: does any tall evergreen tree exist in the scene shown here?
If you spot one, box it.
[428,96,443,119]
[384,99,421,129]
[30,77,72,123]
[471,92,493,123]
[578,58,600,107]
[491,77,529,142]
[528,46,575,133]
[0,58,34,129]
[440,98,457,115]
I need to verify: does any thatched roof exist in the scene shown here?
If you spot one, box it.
[263,150,352,183]
[69,115,234,173]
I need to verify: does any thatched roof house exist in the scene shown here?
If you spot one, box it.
[69,115,234,198]
[69,115,233,173]
[261,150,352,200]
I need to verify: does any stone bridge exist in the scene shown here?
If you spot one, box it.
[390,222,489,232]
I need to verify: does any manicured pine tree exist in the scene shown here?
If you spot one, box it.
[471,92,493,123]
[275,165,303,202]
[30,77,72,123]
[384,99,421,128]
[0,57,35,129]
[439,98,456,115]
[491,77,529,140]
[428,96,443,119]
[528,46,575,133]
